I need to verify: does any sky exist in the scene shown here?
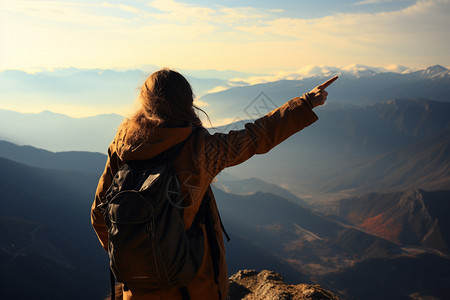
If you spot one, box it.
[1,0,449,73]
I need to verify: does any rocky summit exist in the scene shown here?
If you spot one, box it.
[228,270,339,300]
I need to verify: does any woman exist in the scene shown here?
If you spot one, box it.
[91,68,337,299]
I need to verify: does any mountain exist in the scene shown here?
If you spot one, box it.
[0,140,107,175]
[0,109,123,153]
[334,189,450,253]
[1,97,448,199]
[412,64,450,79]
[0,142,448,299]
[0,216,106,299]
[228,270,339,300]
[212,98,450,157]
[371,98,450,138]
[0,69,145,121]
[211,98,450,198]
[314,129,450,194]
[0,68,228,116]
[213,177,308,207]
[214,187,450,299]
[320,253,450,300]
[0,156,109,298]
[305,98,450,155]
[2,63,450,298]
[0,146,306,299]
[224,234,307,284]
[199,65,450,123]
[2,65,450,156]
[214,187,403,274]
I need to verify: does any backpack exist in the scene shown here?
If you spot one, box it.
[99,134,229,300]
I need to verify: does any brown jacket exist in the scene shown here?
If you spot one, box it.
[91,94,318,299]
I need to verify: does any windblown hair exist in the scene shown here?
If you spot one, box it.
[119,68,206,145]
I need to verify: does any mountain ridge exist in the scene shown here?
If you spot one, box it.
[0,140,106,175]
[315,129,450,194]
[1,97,448,198]
[334,188,450,253]
[199,65,450,123]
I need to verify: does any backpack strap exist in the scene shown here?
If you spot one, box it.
[179,287,191,300]
[109,268,115,300]
[217,209,231,242]
[202,191,223,300]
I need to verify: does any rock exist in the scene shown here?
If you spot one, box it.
[228,270,339,300]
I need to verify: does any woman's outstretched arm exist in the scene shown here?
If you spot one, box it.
[199,76,339,179]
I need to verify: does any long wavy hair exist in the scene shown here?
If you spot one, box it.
[119,68,207,145]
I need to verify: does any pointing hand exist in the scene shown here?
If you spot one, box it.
[308,76,338,108]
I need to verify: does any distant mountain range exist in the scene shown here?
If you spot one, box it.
[0,68,228,120]
[1,64,449,153]
[0,109,123,153]
[0,140,106,175]
[199,65,450,123]
[1,96,449,198]
[213,177,308,207]
[211,98,450,199]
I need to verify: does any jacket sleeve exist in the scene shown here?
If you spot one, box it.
[91,148,115,251]
[201,94,319,179]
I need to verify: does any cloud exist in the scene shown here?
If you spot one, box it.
[269,9,284,13]
[149,0,215,22]
[213,117,240,127]
[148,0,270,25]
[234,0,450,61]
[228,64,416,86]
[193,99,210,107]
[101,3,144,15]
[204,85,230,94]
[0,0,129,26]
[215,6,266,24]
[352,0,396,5]
[1,0,449,71]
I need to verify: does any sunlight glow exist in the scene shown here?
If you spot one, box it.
[1,0,448,71]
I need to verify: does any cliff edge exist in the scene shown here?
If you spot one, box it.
[228,270,339,300]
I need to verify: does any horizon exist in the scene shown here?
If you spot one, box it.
[0,63,449,120]
[0,63,449,121]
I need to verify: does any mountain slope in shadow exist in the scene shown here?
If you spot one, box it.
[214,187,403,275]
[335,189,450,253]
[0,156,109,299]
[209,98,450,200]
[214,186,450,300]
[0,216,107,299]
[0,140,106,175]
[318,129,450,194]
[214,177,308,207]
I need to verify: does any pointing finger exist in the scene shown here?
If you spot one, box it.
[318,76,338,89]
